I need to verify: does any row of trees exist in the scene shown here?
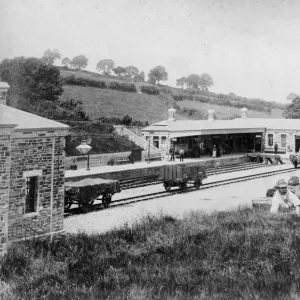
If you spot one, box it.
[176,73,214,91]
[40,49,213,90]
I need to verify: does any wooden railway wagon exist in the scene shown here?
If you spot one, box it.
[160,164,207,191]
[64,178,121,211]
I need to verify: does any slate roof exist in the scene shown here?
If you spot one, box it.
[141,118,300,133]
[0,104,69,131]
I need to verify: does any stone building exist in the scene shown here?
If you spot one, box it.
[141,107,300,155]
[0,85,69,255]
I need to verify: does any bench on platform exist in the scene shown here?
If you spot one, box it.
[145,153,163,162]
[114,155,134,165]
[264,147,286,154]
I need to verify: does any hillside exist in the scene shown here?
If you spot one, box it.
[59,68,286,123]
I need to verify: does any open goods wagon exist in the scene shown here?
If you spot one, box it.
[160,164,207,191]
[64,178,121,210]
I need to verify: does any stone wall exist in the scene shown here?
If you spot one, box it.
[7,130,67,248]
[265,130,296,152]
[0,127,13,255]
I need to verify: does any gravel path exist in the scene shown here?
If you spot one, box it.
[64,166,300,235]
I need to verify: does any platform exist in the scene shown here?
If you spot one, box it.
[65,153,248,181]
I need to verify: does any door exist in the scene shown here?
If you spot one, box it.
[295,137,300,152]
[255,137,261,152]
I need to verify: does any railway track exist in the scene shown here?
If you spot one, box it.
[119,162,272,190]
[64,165,295,217]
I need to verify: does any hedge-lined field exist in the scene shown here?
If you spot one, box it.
[60,84,283,123]
[60,85,189,123]
[1,207,300,299]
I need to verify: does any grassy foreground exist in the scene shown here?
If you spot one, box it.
[1,208,300,300]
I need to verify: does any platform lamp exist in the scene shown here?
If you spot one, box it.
[76,140,92,171]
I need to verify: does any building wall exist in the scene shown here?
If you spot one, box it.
[0,127,13,254]
[265,130,297,152]
[7,130,67,248]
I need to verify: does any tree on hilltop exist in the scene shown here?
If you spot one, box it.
[134,71,145,82]
[185,74,201,89]
[61,57,71,68]
[96,59,115,75]
[40,48,61,65]
[114,66,127,77]
[148,65,168,85]
[199,73,214,91]
[70,55,88,70]
[185,73,214,91]
[125,66,139,80]
[284,93,300,119]
[176,77,186,89]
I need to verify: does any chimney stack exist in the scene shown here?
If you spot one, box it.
[208,109,215,121]
[241,107,248,119]
[168,107,176,122]
[0,81,10,106]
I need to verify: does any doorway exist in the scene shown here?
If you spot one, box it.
[295,136,300,152]
[255,136,261,152]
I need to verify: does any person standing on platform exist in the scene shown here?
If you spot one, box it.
[179,147,185,162]
[274,142,278,154]
[169,146,175,161]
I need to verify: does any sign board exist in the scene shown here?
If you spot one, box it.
[171,138,177,141]
[149,131,155,134]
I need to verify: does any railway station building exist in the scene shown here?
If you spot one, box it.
[0,83,69,255]
[141,108,300,157]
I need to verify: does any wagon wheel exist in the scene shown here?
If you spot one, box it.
[179,182,187,191]
[64,190,76,210]
[194,179,202,190]
[64,197,73,210]
[164,182,172,192]
[102,193,112,208]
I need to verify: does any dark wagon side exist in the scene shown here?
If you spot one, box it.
[64,178,121,210]
[160,164,207,191]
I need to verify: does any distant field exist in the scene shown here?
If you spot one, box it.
[61,85,189,123]
[179,100,284,119]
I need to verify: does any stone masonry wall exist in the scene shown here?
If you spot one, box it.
[0,128,13,255]
[8,130,66,246]
[265,130,295,152]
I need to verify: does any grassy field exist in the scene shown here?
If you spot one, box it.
[60,85,189,123]
[2,207,300,300]
[60,85,284,124]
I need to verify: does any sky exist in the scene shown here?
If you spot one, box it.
[1,0,300,103]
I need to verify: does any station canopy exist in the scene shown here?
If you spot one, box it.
[141,117,300,138]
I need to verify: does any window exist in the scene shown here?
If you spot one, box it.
[161,136,167,144]
[281,134,287,147]
[268,134,273,146]
[25,176,38,213]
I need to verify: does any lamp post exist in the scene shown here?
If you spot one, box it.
[76,140,92,170]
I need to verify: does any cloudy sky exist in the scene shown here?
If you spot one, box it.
[1,0,300,103]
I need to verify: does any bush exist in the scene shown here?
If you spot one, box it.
[108,81,137,93]
[62,75,107,89]
[140,85,160,95]
[173,94,193,101]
